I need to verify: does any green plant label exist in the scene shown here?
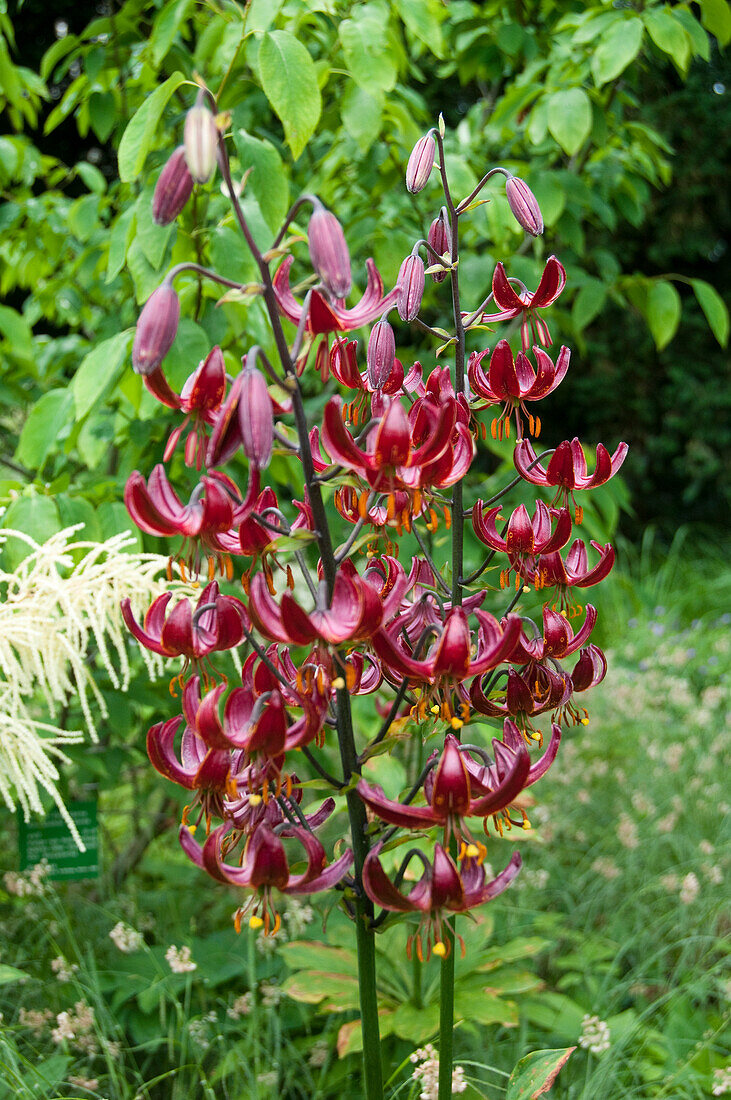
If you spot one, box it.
[18,801,99,880]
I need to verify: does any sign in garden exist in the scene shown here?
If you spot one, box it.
[18,800,99,881]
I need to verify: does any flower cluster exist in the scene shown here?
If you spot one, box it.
[410,1044,467,1099]
[578,1013,611,1055]
[123,89,625,1033]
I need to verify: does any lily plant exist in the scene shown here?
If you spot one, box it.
[122,90,627,1099]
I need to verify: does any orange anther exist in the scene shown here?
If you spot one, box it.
[444,506,451,530]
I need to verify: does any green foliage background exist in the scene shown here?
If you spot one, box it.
[0,0,729,550]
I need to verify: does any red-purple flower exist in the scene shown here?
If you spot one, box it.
[519,539,616,607]
[318,395,469,497]
[514,437,628,521]
[122,581,247,663]
[124,465,259,575]
[181,823,353,934]
[470,665,572,733]
[481,257,566,350]
[508,605,598,663]
[357,732,532,842]
[247,562,384,646]
[147,714,240,825]
[362,842,522,958]
[472,500,573,588]
[372,606,522,716]
[272,255,399,335]
[468,340,570,438]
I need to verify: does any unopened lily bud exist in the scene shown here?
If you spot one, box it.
[427,209,452,283]
[405,132,436,193]
[506,176,543,237]
[132,282,180,375]
[308,203,351,299]
[238,362,273,469]
[366,319,396,390]
[184,102,218,184]
[396,254,425,321]
[152,146,194,225]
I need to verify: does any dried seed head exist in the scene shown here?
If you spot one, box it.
[396,254,425,321]
[184,103,219,184]
[132,282,180,375]
[366,319,396,390]
[152,146,194,225]
[505,177,544,237]
[308,203,352,299]
[405,132,436,194]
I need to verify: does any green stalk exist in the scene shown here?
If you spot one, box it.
[335,685,384,1099]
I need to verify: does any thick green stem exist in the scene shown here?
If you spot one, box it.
[335,686,384,1099]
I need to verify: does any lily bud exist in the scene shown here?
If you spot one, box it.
[132,282,180,375]
[405,132,436,193]
[506,177,544,237]
[238,362,273,469]
[366,319,396,390]
[427,209,452,284]
[396,254,425,321]
[152,146,194,225]
[308,203,351,299]
[184,102,218,184]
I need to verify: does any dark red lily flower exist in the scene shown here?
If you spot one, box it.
[383,558,485,645]
[559,644,607,726]
[519,539,615,608]
[318,395,466,497]
[468,340,570,439]
[470,665,572,735]
[180,823,354,933]
[362,842,522,958]
[247,561,383,646]
[508,605,598,663]
[372,606,522,719]
[357,731,531,850]
[122,581,248,664]
[125,465,260,577]
[463,718,561,795]
[147,714,243,827]
[333,486,422,531]
[481,256,566,350]
[182,674,327,765]
[272,254,399,335]
[223,772,336,835]
[141,346,227,468]
[472,500,573,588]
[514,437,628,522]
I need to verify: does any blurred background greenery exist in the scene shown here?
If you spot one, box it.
[0,1,728,1097]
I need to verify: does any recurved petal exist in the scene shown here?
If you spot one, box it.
[463,851,522,907]
[491,262,525,312]
[357,779,438,829]
[531,256,566,307]
[362,846,421,913]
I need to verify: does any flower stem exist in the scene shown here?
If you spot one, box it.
[335,685,384,1099]
[438,934,457,1099]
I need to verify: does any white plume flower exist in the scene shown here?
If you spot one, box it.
[0,524,185,847]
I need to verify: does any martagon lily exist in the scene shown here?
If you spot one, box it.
[180,823,354,934]
[480,256,566,350]
[362,842,522,959]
